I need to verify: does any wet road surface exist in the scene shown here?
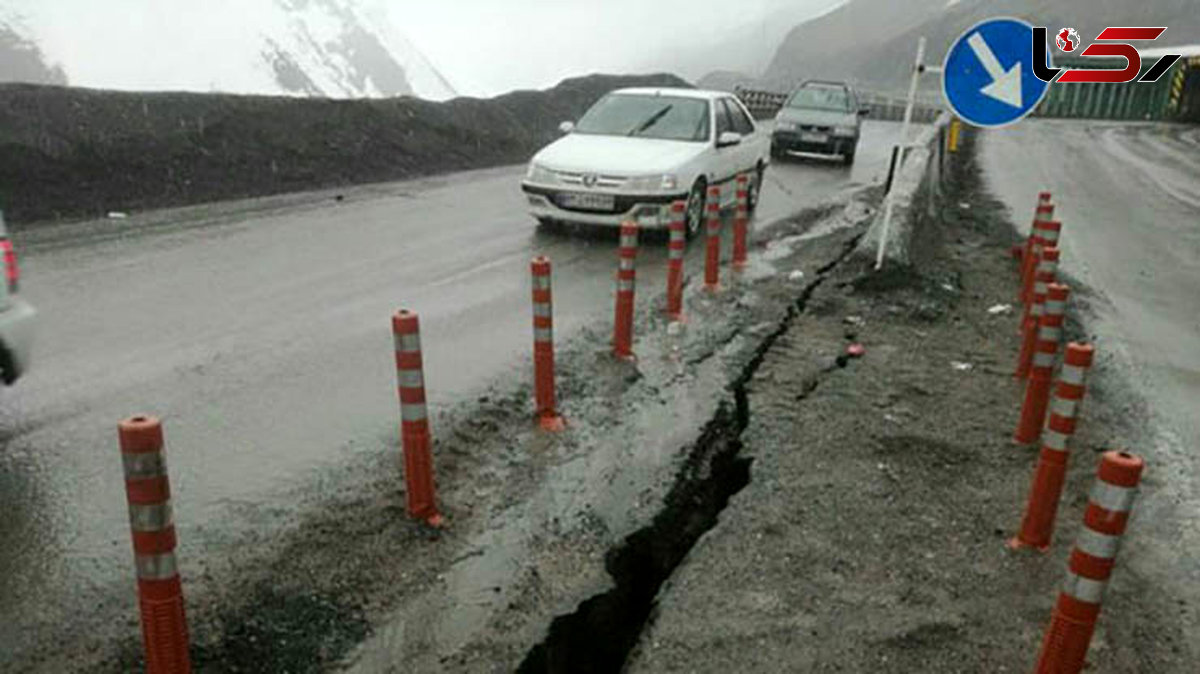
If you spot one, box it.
[0,120,909,663]
[981,119,1200,617]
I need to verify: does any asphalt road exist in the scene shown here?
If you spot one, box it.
[0,120,911,664]
[981,119,1200,620]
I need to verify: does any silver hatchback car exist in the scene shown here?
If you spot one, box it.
[771,80,869,165]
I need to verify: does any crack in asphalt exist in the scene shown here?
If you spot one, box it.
[515,232,866,674]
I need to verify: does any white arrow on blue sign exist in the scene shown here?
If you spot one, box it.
[942,17,1051,128]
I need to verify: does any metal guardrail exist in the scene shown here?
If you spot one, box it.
[735,86,944,124]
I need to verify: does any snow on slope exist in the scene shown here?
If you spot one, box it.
[1,0,458,100]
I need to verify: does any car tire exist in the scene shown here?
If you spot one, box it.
[842,149,855,166]
[684,179,706,239]
[770,143,786,161]
[748,163,764,213]
[536,217,561,233]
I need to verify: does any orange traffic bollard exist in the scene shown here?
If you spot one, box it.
[1017,248,1059,378]
[531,256,564,431]
[613,221,638,359]
[732,174,750,269]
[1015,283,1069,445]
[1021,217,1061,305]
[1033,451,1144,674]
[1018,192,1052,265]
[665,201,686,321]
[393,310,443,526]
[119,416,192,674]
[704,185,721,291]
[1010,343,1096,551]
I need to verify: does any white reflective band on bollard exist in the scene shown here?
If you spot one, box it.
[1059,364,1086,385]
[1076,527,1122,560]
[1041,429,1069,451]
[1089,481,1137,513]
[1034,352,1056,368]
[533,303,552,318]
[395,333,421,353]
[397,369,424,388]
[400,403,428,422]
[532,276,552,290]
[1044,300,1066,314]
[135,552,179,581]
[534,327,553,342]
[1050,396,1079,419]
[1063,571,1108,604]
[1038,327,1062,342]
[122,452,167,479]
[128,503,174,532]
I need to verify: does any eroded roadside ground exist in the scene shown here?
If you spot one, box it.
[626,131,1196,672]
[26,130,1193,674]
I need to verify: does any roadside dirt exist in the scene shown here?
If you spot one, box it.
[626,130,1194,672]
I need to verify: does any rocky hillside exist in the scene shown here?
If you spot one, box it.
[0,73,687,223]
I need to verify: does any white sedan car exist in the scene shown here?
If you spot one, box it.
[521,87,770,237]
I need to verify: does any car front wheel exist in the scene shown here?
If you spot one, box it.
[684,180,706,239]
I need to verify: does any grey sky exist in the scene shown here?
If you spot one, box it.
[3,0,843,96]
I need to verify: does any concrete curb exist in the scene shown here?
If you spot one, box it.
[856,112,953,268]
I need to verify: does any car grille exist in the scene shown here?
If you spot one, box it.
[798,124,833,133]
[555,171,628,189]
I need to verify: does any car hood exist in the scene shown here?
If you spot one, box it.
[775,107,857,128]
[532,134,708,175]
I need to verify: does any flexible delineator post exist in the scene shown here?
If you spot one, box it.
[531,256,564,431]
[704,185,721,291]
[393,310,443,526]
[1033,451,1144,674]
[1015,283,1069,445]
[613,221,638,359]
[666,201,686,321]
[1010,342,1095,550]
[119,416,192,674]
[733,174,750,269]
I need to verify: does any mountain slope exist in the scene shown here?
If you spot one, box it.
[764,0,1199,94]
[0,19,66,86]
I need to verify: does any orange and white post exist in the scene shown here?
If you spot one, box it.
[393,309,443,526]
[1033,451,1144,674]
[732,174,750,269]
[704,185,721,291]
[530,256,564,431]
[1019,194,1054,301]
[1016,248,1060,379]
[1010,342,1095,551]
[665,201,686,321]
[119,415,192,674]
[613,221,638,359]
[1022,216,1061,305]
[1015,283,1069,445]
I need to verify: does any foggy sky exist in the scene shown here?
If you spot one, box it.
[1,0,842,96]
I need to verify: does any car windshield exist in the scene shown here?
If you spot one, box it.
[786,87,851,112]
[574,94,710,142]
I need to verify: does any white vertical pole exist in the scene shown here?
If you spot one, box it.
[875,36,928,271]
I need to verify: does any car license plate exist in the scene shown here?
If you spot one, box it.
[799,132,828,143]
[558,192,615,210]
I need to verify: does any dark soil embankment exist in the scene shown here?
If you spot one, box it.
[0,73,687,223]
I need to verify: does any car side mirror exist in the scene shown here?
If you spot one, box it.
[716,131,742,148]
[858,107,871,116]
[559,121,576,134]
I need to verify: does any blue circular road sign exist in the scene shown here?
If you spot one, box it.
[942,17,1050,128]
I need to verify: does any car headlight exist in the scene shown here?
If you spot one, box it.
[526,163,556,184]
[628,174,678,192]
[834,125,857,136]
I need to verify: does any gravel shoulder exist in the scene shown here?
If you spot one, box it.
[625,130,1195,672]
